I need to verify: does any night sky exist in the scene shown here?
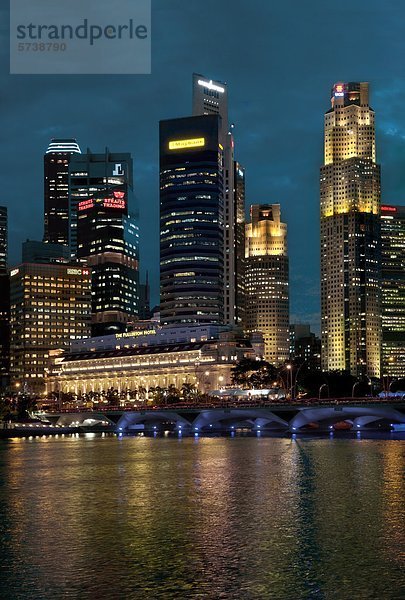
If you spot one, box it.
[2,0,405,333]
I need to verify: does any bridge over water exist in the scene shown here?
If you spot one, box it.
[40,398,405,434]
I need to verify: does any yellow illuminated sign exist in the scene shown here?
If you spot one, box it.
[116,329,157,339]
[169,138,205,150]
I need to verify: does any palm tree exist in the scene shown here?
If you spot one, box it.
[181,382,196,401]
[138,386,147,405]
[152,386,165,405]
[167,384,180,404]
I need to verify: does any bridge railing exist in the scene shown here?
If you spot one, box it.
[36,396,405,414]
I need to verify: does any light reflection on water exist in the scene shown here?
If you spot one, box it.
[0,436,404,599]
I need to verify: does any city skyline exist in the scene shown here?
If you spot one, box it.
[3,75,405,335]
[3,1,405,333]
[1,4,404,599]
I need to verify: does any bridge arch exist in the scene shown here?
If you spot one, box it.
[192,409,288,432]
[289,406,405,432]
[55,413,115,427]
[117,411,193,432]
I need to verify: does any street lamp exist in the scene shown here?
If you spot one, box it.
[292,361,307,400]
[286,364,292,399]
[319,383,329,400]
[382,373,389,399]
[286,361,307,401]
[352,381,361,398]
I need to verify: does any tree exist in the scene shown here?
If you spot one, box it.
[299,370,327,398]
[391,378,405,393]
[106,387,119,406]
[138,386,147,404]
[232,358,278,389]
[15,396,38,421]
[151,386,165,405]
[0,398,13,422]
[181,382,196,401]
[326,371,358,397]
[167,384,180,404]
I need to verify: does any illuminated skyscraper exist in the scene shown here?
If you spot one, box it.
[192,74,245,326]
[192,73,228,123]
[320,82,381,377]
[381,204,405,378]
[0,206,9,388]
[245,204,289,364]
[0,206,7,272]
[160,115,224,325]
[9,262,92,393]
[289,324,321,372]
[72,151,139,335]
[233,161,246,326]
[44,139,81,246]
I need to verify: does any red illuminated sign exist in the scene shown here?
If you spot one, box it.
[381,206,397,212]
[103,198,126,209]
[78,199,94,211]
[113,190,125,199]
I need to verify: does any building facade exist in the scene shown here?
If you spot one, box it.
[69,150,135,254]
[320,82,381,377]
[22,240,70,264]
[192,74,245,326]
[381,204,405,378]
[71,150,139,335]
[245,204,289,365]
[289,324,321,371]
[44,139,81,246]
[138,272,151,320]
[46,328,257,397]
[9,263,92,393]
[234,161,246,327]
[0,205,7,272]
[160,115,224,325]
[0,206,9,389]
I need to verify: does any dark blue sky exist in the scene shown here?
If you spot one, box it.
[2,0,405,332]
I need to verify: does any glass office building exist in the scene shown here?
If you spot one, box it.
[160,115,224,325]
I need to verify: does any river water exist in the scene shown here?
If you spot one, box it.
[0,434,404,599]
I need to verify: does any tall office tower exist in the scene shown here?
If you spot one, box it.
[289,324,321,371]
[9,263,91,393]
[160,115,224,325]
[138,272,151,320]
[0,206,7,271]
[44,139,81,245]
[245,204,289,365]
[381,205,405,378]
[192,73,228,123]
[0,206,10,388]
[320,82,381,378]
[192,74,244,325]
[22,240,70,264]
[72,151,139,335]
[234,161,246,327]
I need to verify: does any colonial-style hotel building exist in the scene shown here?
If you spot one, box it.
[46,325,264,397]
